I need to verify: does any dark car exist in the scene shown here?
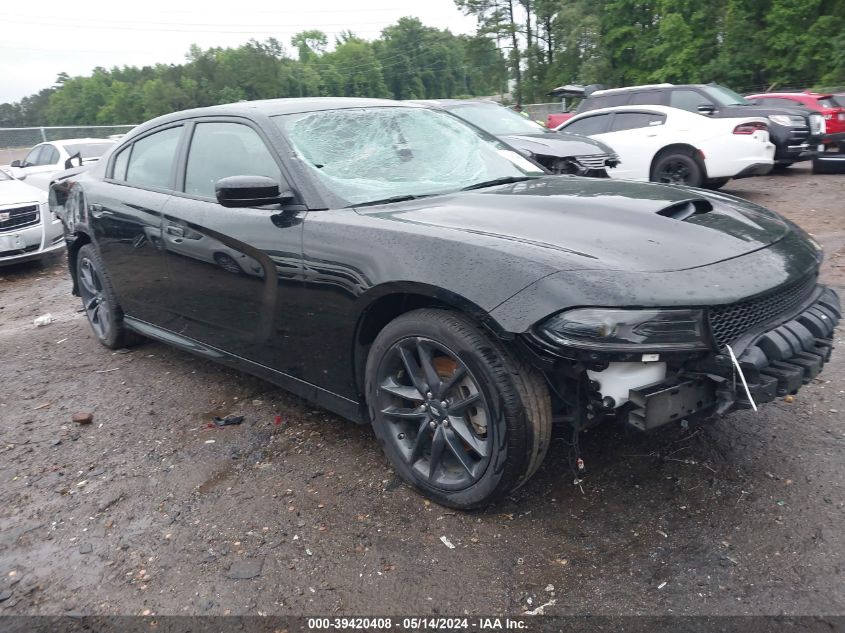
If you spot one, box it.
[573,83,825,167]
[415,99,619,176]
[51,98,840,510]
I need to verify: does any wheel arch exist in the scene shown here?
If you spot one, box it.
[66,230,93,296]
[649,143,708,181]
[351,283,508,398]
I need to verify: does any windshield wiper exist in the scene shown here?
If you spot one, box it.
[352,194,421,208]
[460,176,537,191]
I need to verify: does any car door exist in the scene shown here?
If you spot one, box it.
[161,117,304,362]
[12,144,59,182]
[88,124,184,326]
[592,111,668,180]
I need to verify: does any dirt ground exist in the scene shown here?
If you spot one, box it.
[1,164,843,617]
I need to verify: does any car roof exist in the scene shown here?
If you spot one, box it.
[411,99,502,108]
[566,104,679,118]
[747,92,833,99]
[589,83,675,96]
[50,138,117,147]
[129,97,423,139]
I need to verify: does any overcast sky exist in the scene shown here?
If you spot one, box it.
[0,0,478,103]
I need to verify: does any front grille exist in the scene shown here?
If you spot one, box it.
[0,205,40,232]
[574,153,613,170]
[708,275,818,347]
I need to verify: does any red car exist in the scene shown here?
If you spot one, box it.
[747,91,845,148]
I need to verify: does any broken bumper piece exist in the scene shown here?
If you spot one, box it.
[627,286,840,430]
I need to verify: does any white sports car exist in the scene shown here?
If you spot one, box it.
[4,138,116,191]
[0,169,64,265]
[555,105,775,189]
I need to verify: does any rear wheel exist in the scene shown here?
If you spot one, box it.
[652,152,703,187]
[366,309,551,509]
[76,244,141,349]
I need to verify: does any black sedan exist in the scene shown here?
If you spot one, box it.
[415,99,619,176]
[51,98,840,509]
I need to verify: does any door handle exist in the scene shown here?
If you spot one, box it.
[89,204,112,218]
[165,225,184,238]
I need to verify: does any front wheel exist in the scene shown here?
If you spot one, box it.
[366,309,551,509]
[652,153,703,187]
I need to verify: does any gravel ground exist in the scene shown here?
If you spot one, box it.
[1,164,843,617]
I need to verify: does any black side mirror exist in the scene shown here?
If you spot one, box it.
[215,175,294,208]
[64,151,82,170]
[10,160,21,167]
[697,104,716,115]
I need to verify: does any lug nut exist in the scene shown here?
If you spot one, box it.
[442,420,450,428]
[426,392,433,399]
[429,420,437,429]
[440,401,447,408]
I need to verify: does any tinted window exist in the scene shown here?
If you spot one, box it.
[125,126,182,190]
[579,93,629,113]
[563,114,611,136]
[24,145,43,166]
[669,89,711,112]
[112,145,130,181]
[817,97,837,109]
[185,122,281,198]
[610,112,665,132]
[629,91,664,105]
[41,145,60,165]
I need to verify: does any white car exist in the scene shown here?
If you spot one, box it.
[0,169,64,265]
[555,105,775,189]
[4,138,116,191]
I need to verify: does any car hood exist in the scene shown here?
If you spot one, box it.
[721,104,810,121]
[499,132,614,157]
[0,178,47,206]
[362,177,792,273]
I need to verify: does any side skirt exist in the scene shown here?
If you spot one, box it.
[124,317,366,424]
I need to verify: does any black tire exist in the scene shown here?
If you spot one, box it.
[652,152,703,187]
[76,243,142,349]
[703,177,730,190]
[366,308,551,510]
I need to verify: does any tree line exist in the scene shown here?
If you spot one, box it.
[457,0,844,104]
[0,18,507,127]
[2,0,843,127]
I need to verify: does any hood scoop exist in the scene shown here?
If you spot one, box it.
[656,198,714,222]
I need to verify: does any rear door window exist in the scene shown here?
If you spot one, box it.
[564,114,612,136]
[609,112,666,132]
[629,91,665,105]
[111,145,131,181]
[125,126,183,190]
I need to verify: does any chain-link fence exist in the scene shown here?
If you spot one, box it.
[0,125,136,166]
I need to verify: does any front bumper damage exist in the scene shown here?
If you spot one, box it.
[626,287,839,430]
[525,284,841,432]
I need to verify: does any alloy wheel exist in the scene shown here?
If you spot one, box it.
[374,336,493,491]
[78,257,112,340]
[656,158,692,184]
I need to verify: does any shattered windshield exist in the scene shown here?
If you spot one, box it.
[446,103,548,136]
[274,106,544,206]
